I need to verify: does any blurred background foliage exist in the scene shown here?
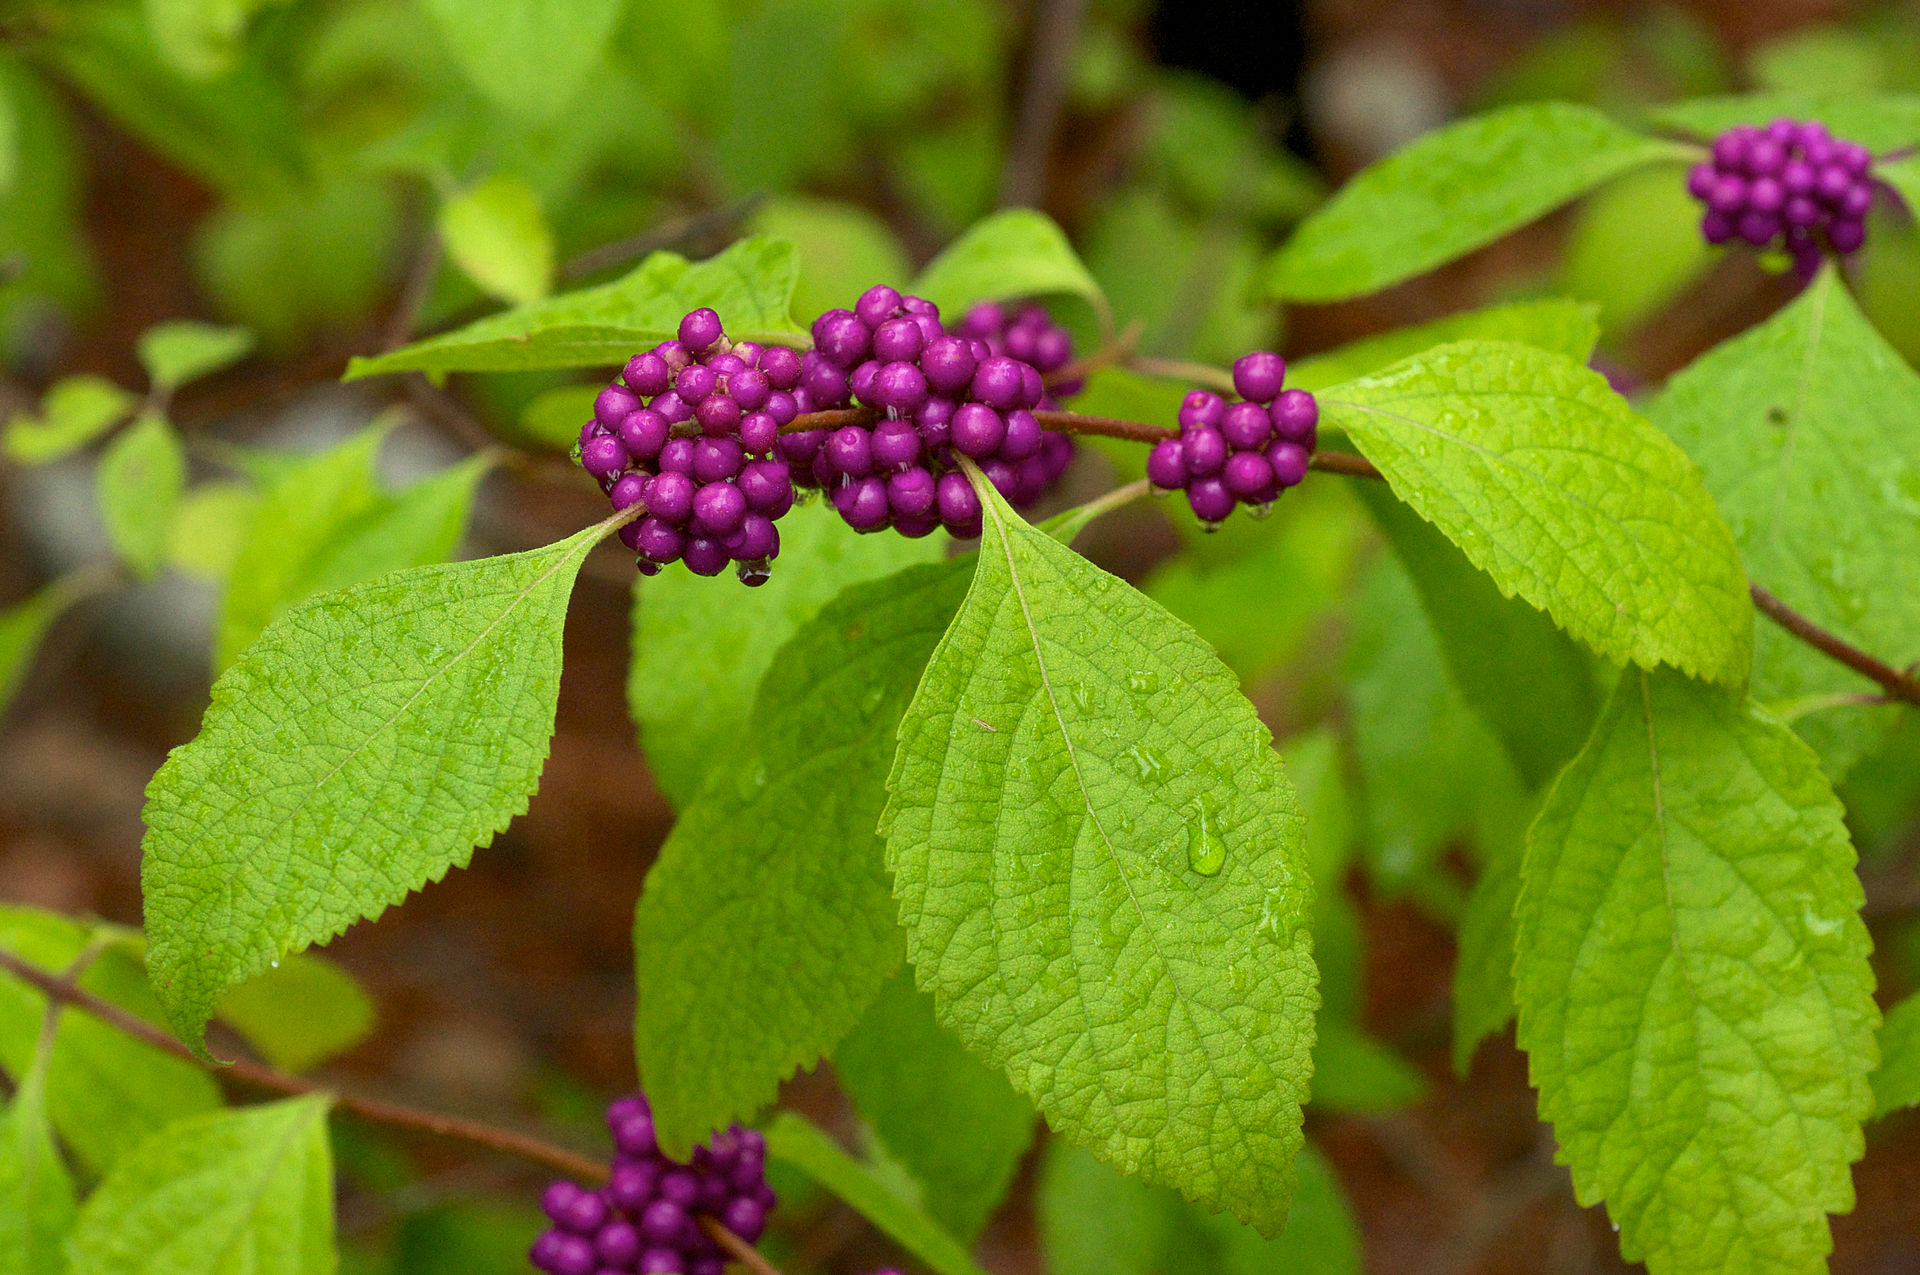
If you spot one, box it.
[3,1,1920,1273]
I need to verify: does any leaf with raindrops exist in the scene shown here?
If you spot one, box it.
[881,472,1317,1237]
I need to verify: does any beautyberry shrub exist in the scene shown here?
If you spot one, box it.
[1687,118,1878,273]
[1146,351,1318,527]
[779,286,1076,540]
[576,308,802,586]
[529,1094,774,1275]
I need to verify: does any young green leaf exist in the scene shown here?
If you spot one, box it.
[517,384,600,450]
[1648,92,1920,152]
[438,175,555,307]
[1263,103,1679,301]
[1284,729,1361,1022]
[0,568,108,719]
[1874,993,1920,1118]
[143,522,612,1052]
[1285,298,1600,393]
[0,907,221,1175]
[345,238,806,379]
[422,0,624,123]
[1877,154,1920,216]
[1308,1022,1427,1114]
[1559,165,1713,335]
[1515,667,1879,1275]
[634,559,972,1155]
[751,194,911,322]
[882,474,1317,1236]
[216,428,492,670]
[1451,828,1523,1075]
[142,0,280,78]
[1325,340,1752,685]
[910,209,1104,320]
[216,953,375,1073]
[763,1112,989,1275]
[164,482,259,582]
[834,972,1036,1243]
[1645,267,1920,778]
[1357,484,1602,788]
[95,413,185,578]
[630,503,947,809]
[137,320,254,393]
[0,1049,76,1275]
[1039,1140,1360,1275]
[66,1094,335,1275]
[2,376,134,463]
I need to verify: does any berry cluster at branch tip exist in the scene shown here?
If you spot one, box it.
[778,285,1076,539]
[529,1094,774,1275]
[576,307,802,586]
[1687,119,1877,272]
[1146,351,1317,527]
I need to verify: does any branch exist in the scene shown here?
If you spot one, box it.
[996,0,1087,209]
[1750,584,1920,709]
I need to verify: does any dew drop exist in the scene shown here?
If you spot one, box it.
[1125,744,1168,785]
[1248,501,1274,521]
[860,685,886,714]
[1186,800,1225,876]
[1070,682,1095,713]
[1127,671,1158,697]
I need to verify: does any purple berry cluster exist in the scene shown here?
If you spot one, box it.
[529,1094,774,1275]
[776,286,1075,540]
[577,308,801,586]
[1146,352,1318,527]
[951,300,1084,399]
[1687,119,1876,270]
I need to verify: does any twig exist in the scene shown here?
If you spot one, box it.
[1751,584,1920,709]
[560,197,766,282]
[1045,319,1144,389]
[698,1217,787,1275]
[384,236,445,354]
[997,0,1087,209]
[1125,355,1238,394]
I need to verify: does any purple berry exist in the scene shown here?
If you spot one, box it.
[873,361,929,413]
[887,467,937,517]
[1266,440,1311,486]
[826,425,874,476]
[872,419,922,469]
[618,409,670,460]
[610,472,647,511]
[970,356,1026,410]
[813,310,871,368]
[657,437,696,476]
[1829,218,1866,253]
[1186,476,1235,525]
[608,1161,659,1211]
[598,1222,642,1268]
[1146,438,1187,490]
[758,345,803,389]
[683,537,728,577]
[651,390,691,425]
[873,317,926,362]
[625,353,671,397]
[692,482,747,537]
[738,461,795,516]
[1183,426,1226,476]
[595,384,642,428]
[644,472,695,523]
[833,475,891,532]
[580,436,628,480]
[951,404,1006,458]
[679,307,723,351]
[723,514,779,562]
[937,470,980,527]
[1223,451,1273,498]
[1220,400,1272,450]
[692,437,744,484]
[558,1190,608,1235]
[1178,390,1225,432]
[921,336,979,396]
[550,1235,597,1275]
[639,1249,683,1275]
[1000,409,1042,461]
[1271,388,1319,441]
[1231,351,1287,403]
[738,412,779,454]
[696,393,742,437]
[728,367,771,412]
[855,284,903,329]
[722,1197,767,1243]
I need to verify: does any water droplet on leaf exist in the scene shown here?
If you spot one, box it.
[1186,800,1225,876]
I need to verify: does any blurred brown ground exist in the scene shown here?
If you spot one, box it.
[2,1,1916,1271]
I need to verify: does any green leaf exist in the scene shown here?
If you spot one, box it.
[750,195,911,323]
[142,523,610,1052]
[1514,667,1879,1275]
[421,0,624,123]
[1451,828,1523,1074]
[1325,340,1752,684]
[909,209,1104,320]
[0,70,16,197]
[1039,1139,1360,1275]
[517,384,599,450]
[3,376,134,463]
[1877,155,1920,216]
[1264,103,1679,301]
[1356,483,1602,788]
[634,559,971,1155]
[833,972,1035,1242]
[216,953,374,1073]
[142,0,283,78]
[1560,165,1714,335]
[67,1094,335,1275]
[1874,993,1920,1117]
[630,502,946,809]
[0,569,105,719]
[881,473,1317,1236]
[1645,268,1920,779]
[1284,729,1361,1022]
[438,175,555,307]
[96,413,185,578]
[0,906,222,1175]
[216,427,492,671]
[137,320,254,392]
[0,1049,76,1275]
[1648,92,1920,152]
[347,238,805,379]
[1309,1021,1427,1114]
[165,482,259,582]
[763,1112,988,1275]
[1285,298,1601,393]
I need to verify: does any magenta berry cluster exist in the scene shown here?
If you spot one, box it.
[777,285,1074,540]
[577,307,801,586]
[951,300,1084,399]
[529,1094,774,1275]
[1687,119,1876,271]
[1146,351,1317,527]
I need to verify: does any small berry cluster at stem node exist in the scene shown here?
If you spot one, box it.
[529,1093,774,1275]
[577,307,802,586]
[1687,118,1878,273]
[780,286,1076,539]
[1146,351,1318,528]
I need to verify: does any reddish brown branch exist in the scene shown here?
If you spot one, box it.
[1751,585,1920,709]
